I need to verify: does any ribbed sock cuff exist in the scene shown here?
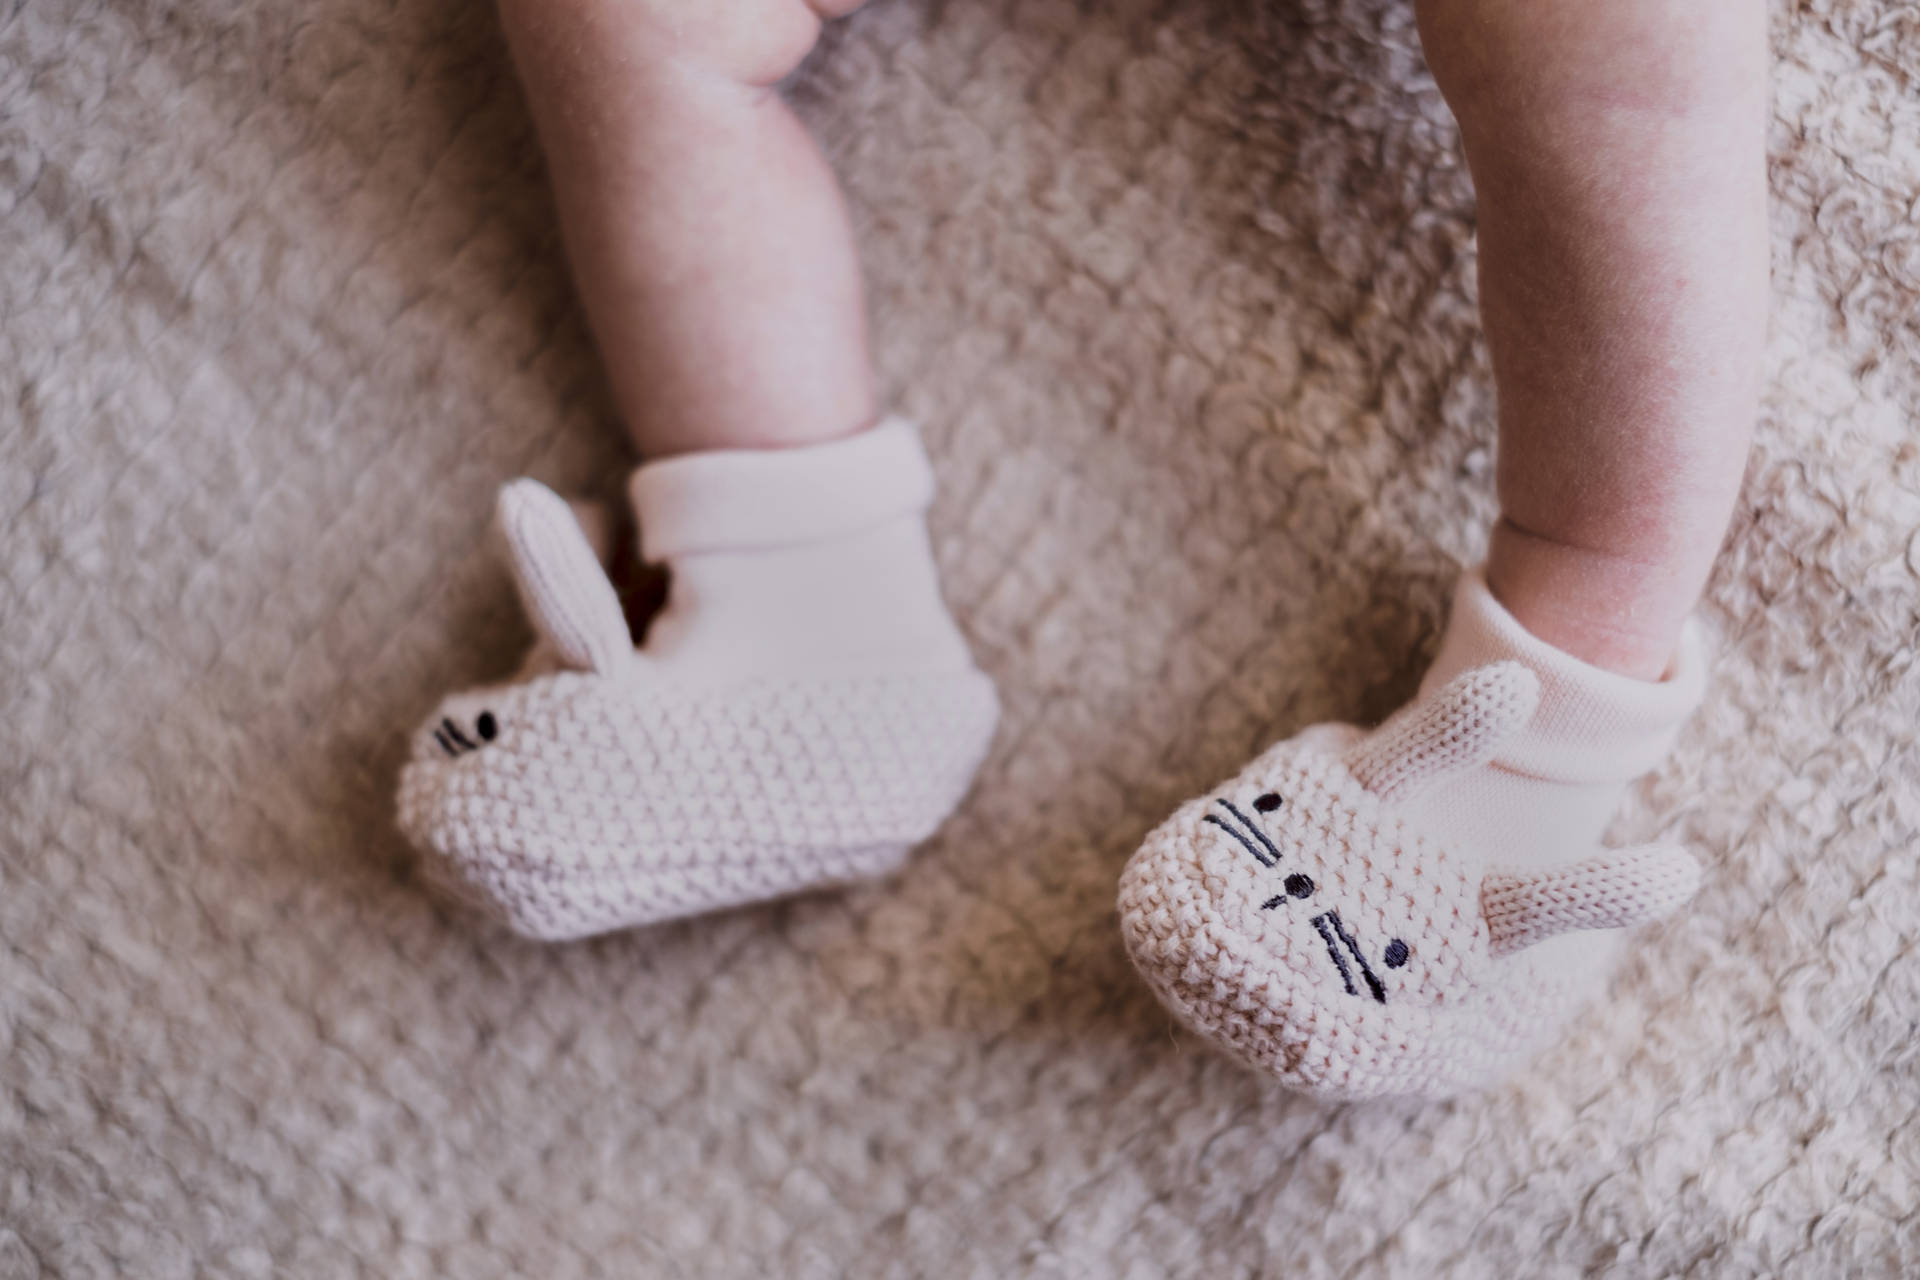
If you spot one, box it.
[1417,567,1709,784]
[630,417,935,563]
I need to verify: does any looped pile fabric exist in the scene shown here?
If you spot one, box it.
[4,1,1918,1275]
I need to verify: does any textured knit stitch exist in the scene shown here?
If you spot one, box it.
[1119,569,1711,1100]
[1482,846,1702,959]
[397,424,998,940]
[398,667,997,939]
[1344,662,1538,803]
[13,2,1918,1269]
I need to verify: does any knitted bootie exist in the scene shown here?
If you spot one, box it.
[1117,568,1708,1099]
[398,419,998,941]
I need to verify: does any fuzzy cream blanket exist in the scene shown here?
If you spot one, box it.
[5,1,1918,1275]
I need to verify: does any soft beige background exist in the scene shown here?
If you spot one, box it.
[5,1,1918,1275]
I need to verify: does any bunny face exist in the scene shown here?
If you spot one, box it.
[1119,731,1521,1098]
[1117,665,1701,1098]
[1193,768,1472,1015]
[403,667,594,786]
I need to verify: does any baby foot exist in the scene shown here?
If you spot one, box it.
[1118,570,1707,1099]
[398,421,998,940]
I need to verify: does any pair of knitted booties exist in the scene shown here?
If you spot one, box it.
[397,420,1707,1100]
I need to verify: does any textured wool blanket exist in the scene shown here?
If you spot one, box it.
[5,1,1918,1275]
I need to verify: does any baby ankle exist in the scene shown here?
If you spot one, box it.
[629,418,976,685]
[1486,517,1706,680]
[1404,565,1709,867]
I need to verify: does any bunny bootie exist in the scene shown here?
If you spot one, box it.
[398,419,998,941]
[1118,569,1708,1099]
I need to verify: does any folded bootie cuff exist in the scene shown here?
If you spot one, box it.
[1417,567,1709,784]
[630,416,935,562]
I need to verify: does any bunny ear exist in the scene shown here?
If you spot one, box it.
[1344,661,1540,804]
[497,478,633,675]
[1481,843,1700,958]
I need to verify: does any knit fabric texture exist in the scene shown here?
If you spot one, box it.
[10,1,1920,1272]
[1482,846,1702,959]
[398,665,998,940]
[397,427,998,941]
[1119,633,1705,1099]
[1346,661,1539,803]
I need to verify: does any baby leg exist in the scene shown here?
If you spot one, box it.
[397,1,999,939]
[1118,0,1767,1095]
[496,0,878,456]
[489,0,979,688]
[1416,0,1768,680]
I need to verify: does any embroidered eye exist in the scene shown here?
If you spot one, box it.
[434,713,499,758]
[1253,792,1283,813]
[1261,873,1317,911]
[1383,939,1410,969]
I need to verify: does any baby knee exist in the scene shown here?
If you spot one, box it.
[501,0,860,87]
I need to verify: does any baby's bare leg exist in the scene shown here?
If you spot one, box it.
[1416,0,1769,678]
[496,0,877,457]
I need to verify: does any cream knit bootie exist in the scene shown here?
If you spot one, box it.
[1118,568,1708,1099]
[398,419,999,941]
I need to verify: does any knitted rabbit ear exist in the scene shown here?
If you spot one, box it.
[1344,661,1540,805]
[1481,843,1701,958]
[497,478,634,675]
